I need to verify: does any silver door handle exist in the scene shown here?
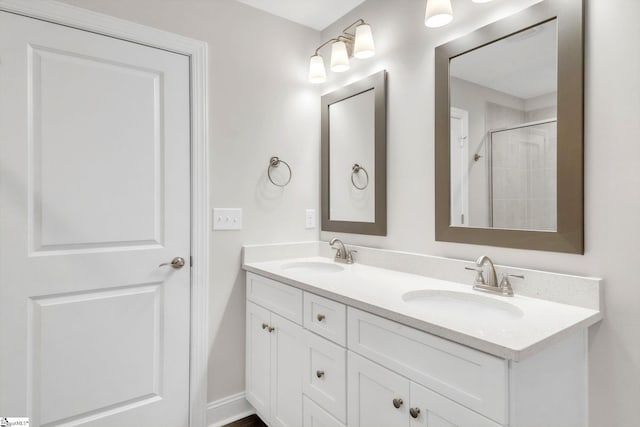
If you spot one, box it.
[159,257,186,269]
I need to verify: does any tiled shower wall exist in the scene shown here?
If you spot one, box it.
[490,118,557,230]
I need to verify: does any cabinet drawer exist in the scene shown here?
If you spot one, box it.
[247,273,302,325]
[303,331,346,423]
[303,396,345,427]
[347,308,507,424]
[304,292,346,346]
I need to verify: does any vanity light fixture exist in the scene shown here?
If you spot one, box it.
[425,0,495,29]
[308,54,327,84]
[353,23,375,58]
[308,19,376,84]
[425,0,454,28]
[330,40,350,72]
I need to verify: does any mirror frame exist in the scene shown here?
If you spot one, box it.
[321,70,387,235]
[435,0,584,253]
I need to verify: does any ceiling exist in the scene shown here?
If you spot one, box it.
[235,0,367,31]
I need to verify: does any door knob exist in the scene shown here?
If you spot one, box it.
[159,257,186,269]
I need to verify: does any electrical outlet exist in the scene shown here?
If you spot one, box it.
[305,209,316,229]
[213,208,242,230]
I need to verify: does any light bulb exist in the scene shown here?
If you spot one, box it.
[330,41,350,72]
[354,24,375,59]
[308,55,327,84]
[425,0,453,28]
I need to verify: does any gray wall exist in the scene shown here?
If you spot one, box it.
[319,0,640,425]
[59,0,321,402]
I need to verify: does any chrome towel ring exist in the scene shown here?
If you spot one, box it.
[268,156,292,187]
[351,163,369,190]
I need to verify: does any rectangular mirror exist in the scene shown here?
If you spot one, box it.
[435,0,583,253]
[322,71,387,235]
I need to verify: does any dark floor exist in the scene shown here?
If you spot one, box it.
[223,414,267,427]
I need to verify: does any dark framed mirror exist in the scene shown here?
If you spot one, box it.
[321,70,387,235]
[435,0,584,253]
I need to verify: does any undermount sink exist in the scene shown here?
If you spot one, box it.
[402,290,524,321]
[281,261,344,274]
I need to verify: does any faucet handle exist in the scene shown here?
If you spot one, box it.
[346,249,357,264]
[465,266,486,285]
[330,245,344,257]
[500,273,524,283]
[498,273,523,296]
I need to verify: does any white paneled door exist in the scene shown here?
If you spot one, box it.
[0,10,191,427]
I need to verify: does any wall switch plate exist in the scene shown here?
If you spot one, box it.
[213,208,242,230]
[305,209,316,229]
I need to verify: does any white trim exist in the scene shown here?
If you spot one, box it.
[450,107,469,227]
[0,2,210,426]
[207,393,255,427]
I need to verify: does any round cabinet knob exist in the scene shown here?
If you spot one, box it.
[268,326,275,333]
[392,398,403,409]
[316,370,325,379]
[317,314,326,322]
[409,408,421,419]
[261,323,269,330]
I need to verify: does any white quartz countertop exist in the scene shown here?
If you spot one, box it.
[243,256,602,361]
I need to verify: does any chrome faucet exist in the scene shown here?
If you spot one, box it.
[329,238,356,264]
[476,255,498,287]
[465,255,520,297]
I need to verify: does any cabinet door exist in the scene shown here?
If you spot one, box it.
[409,382,502,427]
[270,312,304,427]
[246,301,272,419]
[348,351,410,427]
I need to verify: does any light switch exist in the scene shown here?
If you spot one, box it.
[305,209,316,229]
[213,208,242,230]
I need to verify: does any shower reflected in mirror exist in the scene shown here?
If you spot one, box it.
[449,19,558,232]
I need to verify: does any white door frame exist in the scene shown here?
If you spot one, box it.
[0,1,210,426]
[450,107,469,226]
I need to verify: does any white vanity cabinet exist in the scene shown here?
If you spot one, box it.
[246,272,589,427]
[246,275,304,427]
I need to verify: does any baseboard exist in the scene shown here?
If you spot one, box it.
[207,392,255,427]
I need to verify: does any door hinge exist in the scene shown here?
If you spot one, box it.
[190,256,193,267]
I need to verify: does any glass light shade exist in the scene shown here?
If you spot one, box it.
[425,0,453,28]
[330,41,350,72]
[308,55,327,84]
[353,24,375,59]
